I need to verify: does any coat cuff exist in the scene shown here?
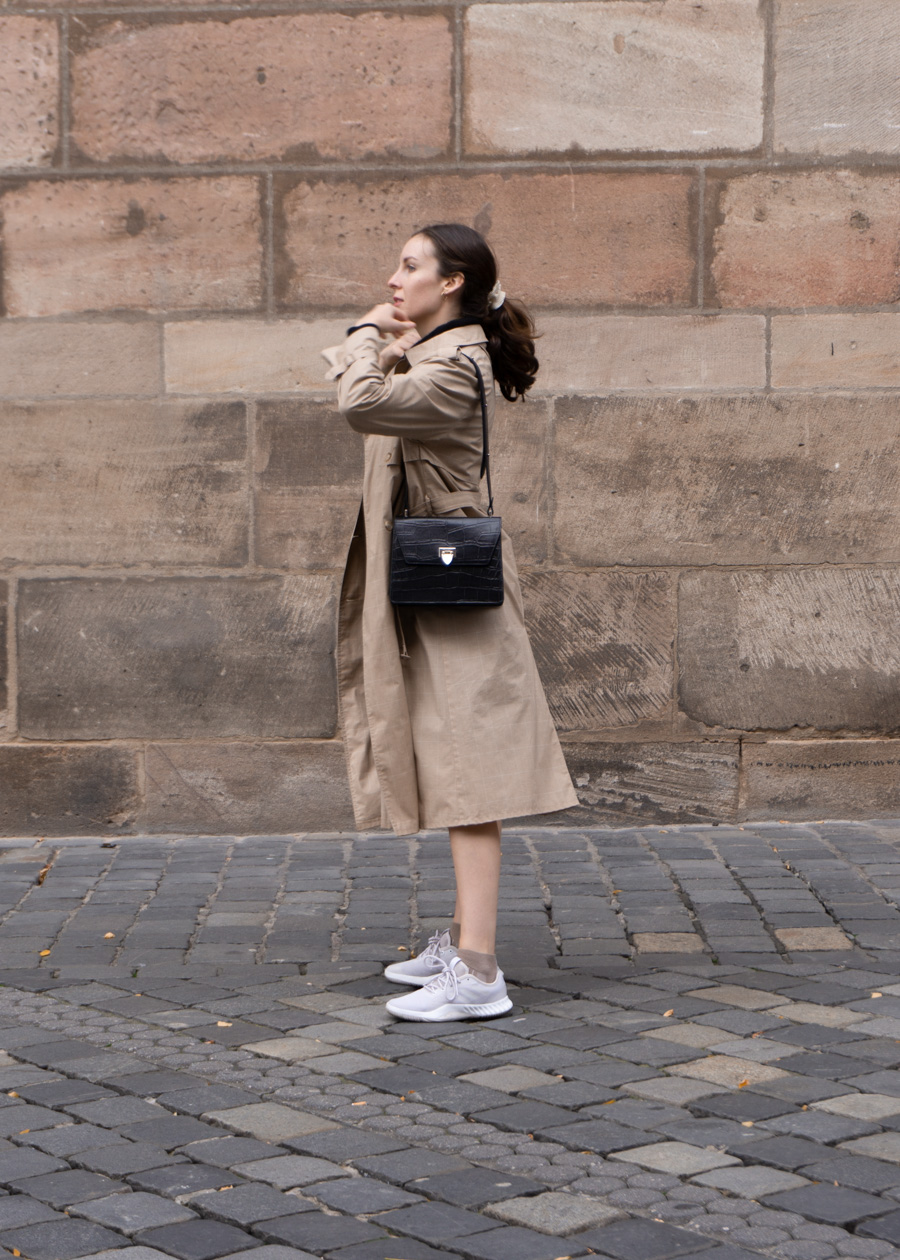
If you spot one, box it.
[322,325,388,381]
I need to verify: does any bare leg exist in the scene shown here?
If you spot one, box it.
[449,821,502,955]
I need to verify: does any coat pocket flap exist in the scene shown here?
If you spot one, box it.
[392,516,502,566]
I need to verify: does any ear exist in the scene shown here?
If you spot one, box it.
[442,272,464,298]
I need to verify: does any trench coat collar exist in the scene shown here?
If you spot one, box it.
[404,323,487,368]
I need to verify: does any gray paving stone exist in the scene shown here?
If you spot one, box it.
[858,1208,900,1243]
[0,1196,63,1230]
[353,1148,471,1185]
[160,1086,262,1117]
[71,1190,197,1233]
[205,1103,338,1142]
[375,1200,503,1243]
[19,1123,131,1157]
[577,1215,716,1258]
[15,1082,113,1108]
[483,1190,624,1234]
[610,1142,740,1176]
[0,1218,125,1260]
[192,1184,314,1226]
[0,1149,67,1184]
[411,1168,543,1208]
[799,1156,900,1194]
[304,1174,421,1213]
[67,1098,170,1127]
[470,1101,577,1134]
[761,1110,879,1143]
[127,1163,249,1200]
[839,1133,900,1164]
[0,1105,70,1137]
[452,1223,593,1259]
[180,1136,288,1168]
[325,1239,450,1260]
[539,1119,652,1155]
[283,1129,407,1161]
[763,1184,893,1226]
[136,1218,260,1259]
[8,1168,127,1209]
[120,1116,224,1149]
[231,1155,349,1188]
[692,1165,811,1198]
[72,1142,188,1177]
[219,1250,316,1260]
[253,1213,386,1252]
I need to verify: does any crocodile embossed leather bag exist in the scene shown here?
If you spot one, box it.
[390,353,503,608]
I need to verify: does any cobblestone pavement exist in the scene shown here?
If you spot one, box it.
[3,823,900,1260]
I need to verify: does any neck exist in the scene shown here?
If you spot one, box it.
[415,304,462,338]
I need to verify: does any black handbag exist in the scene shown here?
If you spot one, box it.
[389,352,503,608]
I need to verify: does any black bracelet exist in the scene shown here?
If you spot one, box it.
[346,322,382,336]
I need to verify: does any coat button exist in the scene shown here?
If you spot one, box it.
[384,519,392,529]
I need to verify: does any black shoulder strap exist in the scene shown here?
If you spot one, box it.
[460,352,494,518]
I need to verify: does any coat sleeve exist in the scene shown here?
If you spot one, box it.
[328,327,478,439]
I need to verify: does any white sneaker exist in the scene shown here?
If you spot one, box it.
[383,929,457,987]
[385,956,513,1022]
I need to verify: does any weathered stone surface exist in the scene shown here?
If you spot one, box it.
[671,1056,789,1088]
[632,934,705,954]
[774,0,900,155]
[164,319,347,394]
[0,17,58,169]
[709,170,900,308]
[2,177,262,316]
[0,745,138,836]
[0,400,247,566]
[774,927,853,951]
[520,570,673,731]
[278,171,696,309]
[484,1191,623,1235]
[520,741,740,827]
[491,397,550,566]
[465,0,763,155]
[537,315,765,393]
[772,314,900,388]
[71,13,451,163]
[0,321,160,398]
[610,1141,740,1175]
[142,741,353,834]
[18,576,337,739]
[554,394,900,567]
[0,582,6,719]
[742,741,900,821]
[678,569,900,731]
[255,399,363,571]
[693,1165,810,1198]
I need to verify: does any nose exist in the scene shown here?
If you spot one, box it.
[388,269,402,292]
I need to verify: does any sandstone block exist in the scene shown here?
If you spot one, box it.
[632,933,705,954]
[513,741,739,826]
[0,321,159,397]
[71,13,451,164]
[774,927,852,951]
[520,570,673,732]
[18,576,337,739]
[537,315,765,393]
[554,394,900,567]
[491,396,550,565]
[465,0,763,155]
[774,0,900,155]
[772,314,900,388]
[2,177,262,316]
[0,583,6,719]
[0,745,138,836]
[255,399,363,570]
[679,569,900,731]
[709,170,900,308]
[0,18,58,169]
[742,741,900,822]
[0,400,247,566]
[278,171,696,308]
[165,319,348,394]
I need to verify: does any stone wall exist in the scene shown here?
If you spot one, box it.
[1,0,899,835]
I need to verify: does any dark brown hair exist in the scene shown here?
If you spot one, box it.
[417,223,539,401]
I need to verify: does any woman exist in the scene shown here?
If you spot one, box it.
[323,224,578,1022]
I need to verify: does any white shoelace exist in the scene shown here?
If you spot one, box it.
[423,957,463,999]
[420,930,449,971]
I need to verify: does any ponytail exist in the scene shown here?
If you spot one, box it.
[418,223,540,401]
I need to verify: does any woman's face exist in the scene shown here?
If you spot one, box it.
[388,235,462,333]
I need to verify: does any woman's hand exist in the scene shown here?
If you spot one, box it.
[359,303,416,338]
[378,328,421,373]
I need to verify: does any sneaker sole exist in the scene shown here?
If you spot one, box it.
[382,969,434,988]
[385,995,513,1022]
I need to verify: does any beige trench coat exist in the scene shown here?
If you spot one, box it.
[323,322,579,837]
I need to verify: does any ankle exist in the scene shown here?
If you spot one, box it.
[458,948,498,984]
[449,921,461,948]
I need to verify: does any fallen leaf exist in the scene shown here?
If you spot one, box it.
[801,1104,808,1110]
[872,992,883,999]
[39,949,51,957]
[12,1248,21,1256]
[737,1079,749,1089]
[663,1009,674,1018]
[741,1121,754,1127]
[216,1021,232,1028]
[7,1092,18,1098]
[36,863,52,886]
[351,1101,367,1106]
[397,946,409,952]
[18,1130,30,1135]
[103,932,115,939]
[611,890,622,894]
